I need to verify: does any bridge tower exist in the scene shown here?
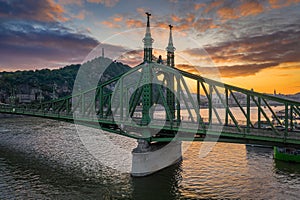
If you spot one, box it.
[166,24,176,122]
[132,18,182,177]
[141,12,154,125]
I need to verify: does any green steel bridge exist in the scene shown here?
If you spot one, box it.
[1,13,300,149]
[1,61,300,148]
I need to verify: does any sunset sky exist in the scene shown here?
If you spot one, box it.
[0,0,300,94]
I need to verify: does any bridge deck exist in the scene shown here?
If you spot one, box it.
[1,107,300,148]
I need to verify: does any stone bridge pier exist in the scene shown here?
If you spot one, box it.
[131,139,182,177]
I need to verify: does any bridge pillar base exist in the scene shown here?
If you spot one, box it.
[131,139,182,177]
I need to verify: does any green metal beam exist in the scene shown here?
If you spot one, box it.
[246,94,250,133]
[179,76,206,130]
[209,86,224,125]
[152,72,173,123]
[251,96,279,134]
[201,82,222,125]
[262,98,283,126]
[229,90,249,124]
[293,106,300,117]
[290,105,294,131]
[225,88,229,126]
[213,86,240,132]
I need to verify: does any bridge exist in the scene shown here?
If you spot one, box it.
[1,13,300,176]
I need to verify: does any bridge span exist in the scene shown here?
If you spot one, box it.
[1,61,300,147]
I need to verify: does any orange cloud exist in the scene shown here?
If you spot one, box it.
[204,0,225,13]
[100,14,124,28]
[46,0,68,21]
[193,18,219,32]
[101,20,121,28]
[126,19,144,28]
[216,0,299,21]
[113,15,123,22]
[25,0,67,22]
[174,23,190,31]
[215,1,266,21]
[171,14,181,22]
[217,7,238,20]
[155,22,167,29]
[239,1,264,17]
[186,13,195,23]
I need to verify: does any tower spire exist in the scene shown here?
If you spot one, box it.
[166,25,176,121]
[166,24,175,68]
[143,12,154,63]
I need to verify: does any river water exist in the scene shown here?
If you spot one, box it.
[0,116,300,199]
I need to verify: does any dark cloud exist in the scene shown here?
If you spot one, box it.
[207,28,300,63]
[0,0,67,22]
[0,21,99,70]
[0,0,107,70]
[183,26,300,77]
[177,62,279,78]
[218,63,279,77]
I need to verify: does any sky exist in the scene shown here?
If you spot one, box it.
[0,0,300,94]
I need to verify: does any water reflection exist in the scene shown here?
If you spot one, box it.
[274,159,300,174]
[1,117,300,199]
[180,142,250,199]
[131,161,182,200]
[0,148,127,199]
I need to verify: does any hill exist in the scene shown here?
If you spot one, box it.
[0,57,131,103]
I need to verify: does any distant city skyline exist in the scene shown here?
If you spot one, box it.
[0,0,300,94]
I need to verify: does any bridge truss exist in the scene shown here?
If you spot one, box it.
[1,61,300,147]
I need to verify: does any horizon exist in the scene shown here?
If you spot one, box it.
[0,0,300,95]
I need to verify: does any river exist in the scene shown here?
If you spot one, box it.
[0,116,300,199]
